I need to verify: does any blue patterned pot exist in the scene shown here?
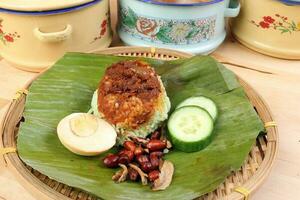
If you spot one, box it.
[118,0,240,54]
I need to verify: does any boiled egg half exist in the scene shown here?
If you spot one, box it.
[57,113,116,156]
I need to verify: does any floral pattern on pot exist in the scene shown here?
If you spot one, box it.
[120,7,216,45]
[0,19,20,45]
[91,12,110,43]
[250,14,300,34]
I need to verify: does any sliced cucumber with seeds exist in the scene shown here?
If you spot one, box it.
[176,96,218,121]
[167,106,214,152]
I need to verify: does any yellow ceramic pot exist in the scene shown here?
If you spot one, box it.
[0,0,112,72]
[231,0,300,59]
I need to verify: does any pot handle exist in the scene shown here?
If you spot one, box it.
[224,0,241,18]
[33,24,72,43]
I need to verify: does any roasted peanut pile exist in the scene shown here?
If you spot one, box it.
[102,130,173,189]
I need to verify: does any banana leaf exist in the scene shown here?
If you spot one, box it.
[17,53,264,200]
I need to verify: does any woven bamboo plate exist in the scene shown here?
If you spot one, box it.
[1,47,278,200]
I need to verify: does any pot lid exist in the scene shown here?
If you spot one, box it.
[278,0,300,5]
[0,0,96,12]
[138,0,224,6]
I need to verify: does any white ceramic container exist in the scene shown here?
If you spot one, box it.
[0,0,112,72]
[118,0,240,55]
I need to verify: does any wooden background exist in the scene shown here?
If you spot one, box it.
[1,1,300,200]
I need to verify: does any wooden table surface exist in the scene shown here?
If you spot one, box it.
[1,3,300,199]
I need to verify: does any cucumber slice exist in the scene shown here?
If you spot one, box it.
[167,106,214,152]
[176,96,218,121]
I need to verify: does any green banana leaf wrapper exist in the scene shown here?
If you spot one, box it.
[17,53,264,200]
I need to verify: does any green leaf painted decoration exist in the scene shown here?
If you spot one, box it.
[279,28,290,34]
[186,27,200,40]
[156,26,173,43]
[121,7,138,29]
[17,53,264,200]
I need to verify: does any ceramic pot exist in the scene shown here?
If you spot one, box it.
[0,0,112,72]
[118,0,240,55]
[231,0,300,59]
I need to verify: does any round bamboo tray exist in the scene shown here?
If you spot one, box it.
[1,47,278,200]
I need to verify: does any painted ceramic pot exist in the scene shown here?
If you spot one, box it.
[0,0,112,72]
[118,0,240,55]
[231,0,300,59]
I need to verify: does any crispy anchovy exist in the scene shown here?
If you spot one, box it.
[129,163,148,185]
